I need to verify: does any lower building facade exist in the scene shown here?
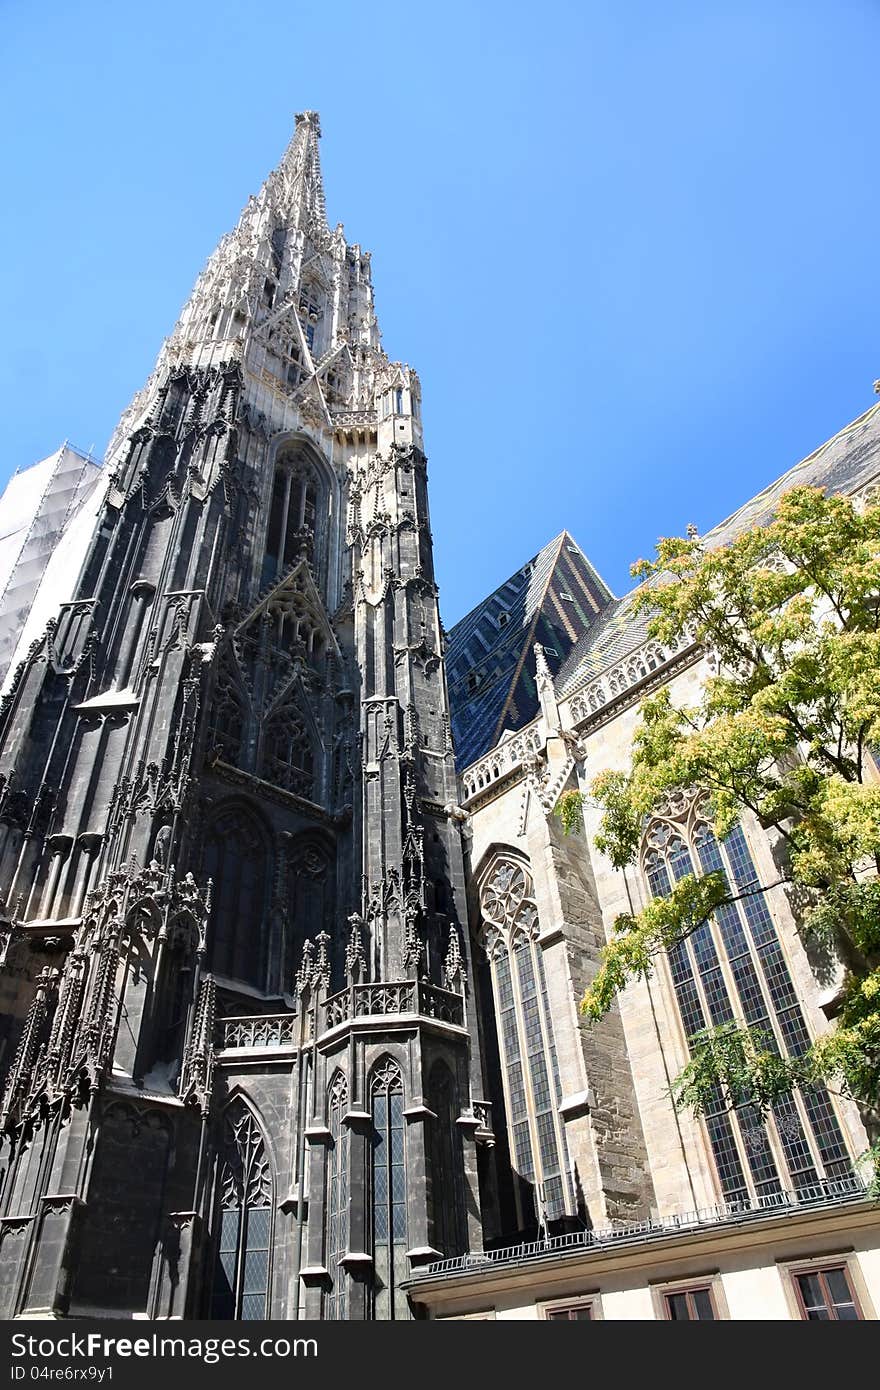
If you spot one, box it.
[406,1185,880,1320]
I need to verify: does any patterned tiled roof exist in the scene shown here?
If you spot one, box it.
[555,401,880,701]
[555,593,651,696]
[445,532,613,769]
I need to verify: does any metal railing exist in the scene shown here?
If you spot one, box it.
[420,1177,869,1279]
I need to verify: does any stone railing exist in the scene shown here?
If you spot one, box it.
[417,981,465,1025]
[331,409,377,429]
[321,980,464,1031]
[217,1014,299,1050]
[564,631,694,726]
[461,723,543,803]
[459,632,696,806]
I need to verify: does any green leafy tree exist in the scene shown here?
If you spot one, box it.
[564,485,880,1182]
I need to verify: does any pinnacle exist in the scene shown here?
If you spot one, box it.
[295,110,321,136]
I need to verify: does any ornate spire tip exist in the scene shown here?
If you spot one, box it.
[295,110,322,137]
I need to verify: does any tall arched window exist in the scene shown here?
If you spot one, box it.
[203,806,270,991]
[644,814,854,1204]
[370,1058,408,1320]
[211,1103,273,1320]
[478,857,571,1229]
[323,1072,348,1321]
[427,1059,467,1258]
[262,453,323,589]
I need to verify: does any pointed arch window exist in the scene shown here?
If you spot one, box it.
[370,1058,408,1320]
[211,1104,273,1320]
[479,858,571,1230]
[643,816,854,1204]
[262,454,323,589]
[323,1073,348,1321]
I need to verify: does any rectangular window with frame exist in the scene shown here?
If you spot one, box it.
[792,1264,862,1320]
[545,1300,594,1320]
[663,1286,717,1320]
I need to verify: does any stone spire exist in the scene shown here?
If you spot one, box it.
[106,108,382,462]
[277,111,328,234]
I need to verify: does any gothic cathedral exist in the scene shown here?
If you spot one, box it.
[0,112,486,1320]
[0,113,877,1324]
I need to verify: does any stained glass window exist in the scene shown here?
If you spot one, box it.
[370,1059,408,1320]
[479,857,571,1228]
[643,816,854,1202]
[323,1072,348,1321]
[210,1103,273,1320]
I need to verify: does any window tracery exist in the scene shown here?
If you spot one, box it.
[643,809,854,1203]
[237,568,331,698]
[478,856,571,1228]
[323,1071,348,1321]
[207,657,245,765]
[261,704,315,797]
[370,1058,408,1320]
[262,449,325,590]
[287,837,334,977]
[211,1103,273,1320]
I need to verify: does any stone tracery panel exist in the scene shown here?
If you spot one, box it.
[210,1101,274,1320]
[261,703,315,797]
[477,854,571,1227]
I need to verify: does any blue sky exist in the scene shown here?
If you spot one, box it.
[1,1,878,625]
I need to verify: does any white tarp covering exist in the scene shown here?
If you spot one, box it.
[0,445,104,689]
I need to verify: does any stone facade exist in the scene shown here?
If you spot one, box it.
[0,113,877,1322]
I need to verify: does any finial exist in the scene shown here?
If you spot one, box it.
[444,922,467,993]
[686,522,700,541]
[295,110,322,137]
[345,913,366,985]
[533,642,552,685]
[296,938,315,995]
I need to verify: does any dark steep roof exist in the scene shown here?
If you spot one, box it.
[445,532,613,770]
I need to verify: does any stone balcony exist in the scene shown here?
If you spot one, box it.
[216,979,465,1057]
[322,980,465,1032]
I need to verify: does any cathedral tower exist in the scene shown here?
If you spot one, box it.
[0,113,489,1320]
